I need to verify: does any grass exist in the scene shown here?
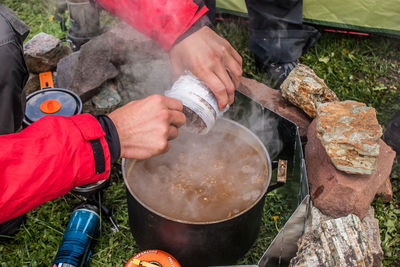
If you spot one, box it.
[2,0,67,41]
[1,1,400,266]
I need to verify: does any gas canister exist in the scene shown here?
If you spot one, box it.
[53,204,100,267]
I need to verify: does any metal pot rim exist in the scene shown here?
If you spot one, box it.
[122,118,272,225]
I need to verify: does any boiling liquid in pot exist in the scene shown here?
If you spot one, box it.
[127,128,268,222]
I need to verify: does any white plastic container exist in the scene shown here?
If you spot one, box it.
[165,71,228,134]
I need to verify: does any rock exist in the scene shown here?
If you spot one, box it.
[92,80,121,111]
[108,22,165,65]
[70,36,119,101]
[24,73,40,96]
[117,57,171,104]
[362,207,384,267]
[290,213,373,266]
[106,22,172,103]
[56,51,80,90]
[280,64,338,118]
[24,32,71,73]
[316,100,383,175]
[306,120,396,219]
[290,204,382,267]
[56,37,119,101]
[375,177,393,203]
[239,77,311,138]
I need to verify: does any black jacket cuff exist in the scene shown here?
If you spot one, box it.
[94,114,120,164]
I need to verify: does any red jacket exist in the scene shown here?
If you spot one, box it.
[0,1,206,224]
[0,115,110,223]
[96,0,208,51]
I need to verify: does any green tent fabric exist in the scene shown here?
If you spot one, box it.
[216,0,248,17]
[216,0,400,36]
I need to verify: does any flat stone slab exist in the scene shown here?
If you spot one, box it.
[317,100,383,175]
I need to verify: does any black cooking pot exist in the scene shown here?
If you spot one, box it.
[122,119,285,267]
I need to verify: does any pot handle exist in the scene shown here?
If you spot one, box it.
[266,159,287,193]
[39,72,55,89]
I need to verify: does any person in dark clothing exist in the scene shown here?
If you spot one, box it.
[246,0,320,87]
[0,3,31,240]
[204,0,320,88]
[0,5,29,134]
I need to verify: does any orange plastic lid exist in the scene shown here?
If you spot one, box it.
[126,250,181,267]
[40,99,62,114]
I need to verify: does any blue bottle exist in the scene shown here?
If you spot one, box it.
[53,204,100,267]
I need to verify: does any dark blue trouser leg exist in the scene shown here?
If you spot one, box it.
[245,0,320,64]
[203,0,216,23]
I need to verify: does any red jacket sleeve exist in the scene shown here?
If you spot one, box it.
[96,0,208,51]
[0,114,111,224]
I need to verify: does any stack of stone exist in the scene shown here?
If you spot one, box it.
[306,100,395,220]
[280,64,395,217]
[280,64,396,267]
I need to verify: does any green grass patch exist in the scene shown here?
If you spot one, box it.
[3,0,66,41]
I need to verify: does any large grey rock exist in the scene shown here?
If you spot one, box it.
[108,22,165,65]
[239,78,311,138]
[317,100,383,175]
[290,204,382,267]
[24,32,71,73]
[117,58,172,104]
[281,64,338,118]
[306,120,395,219]
[107,22,172,103]
[69,36,119,101]
[56,51,80,90]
